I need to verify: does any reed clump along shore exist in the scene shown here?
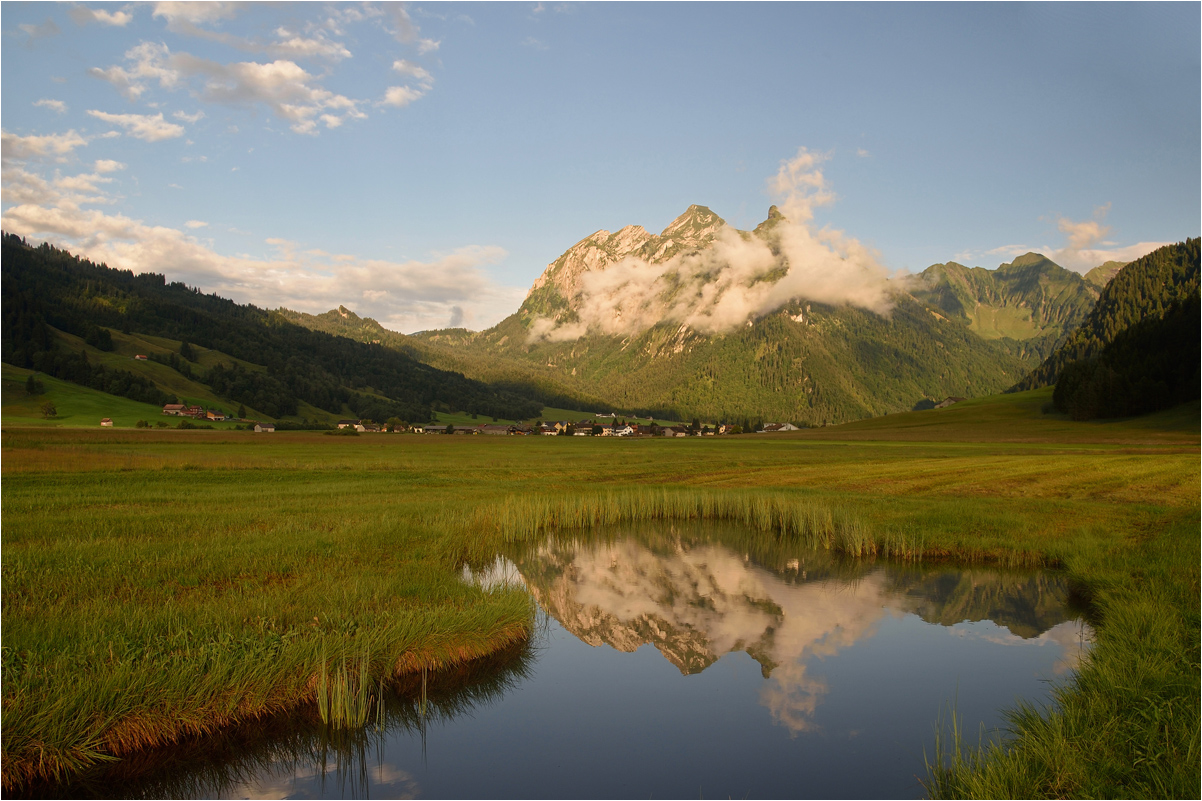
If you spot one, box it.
[2,388,1198,797]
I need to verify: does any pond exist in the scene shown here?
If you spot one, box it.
[49,522,1092,799]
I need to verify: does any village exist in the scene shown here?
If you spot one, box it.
[145,402,805,436]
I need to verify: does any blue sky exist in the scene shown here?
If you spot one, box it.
[3,2,1198,333]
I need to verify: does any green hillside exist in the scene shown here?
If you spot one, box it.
[1,234,543,425]
[1,363,240,429]
[1011,238,1200,392]
[408,290,1034,425]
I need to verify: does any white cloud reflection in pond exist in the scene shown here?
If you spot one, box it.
[512,531,1093,738]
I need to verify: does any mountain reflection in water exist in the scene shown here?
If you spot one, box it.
[43,523,1092,799]
[511,524,1091,735]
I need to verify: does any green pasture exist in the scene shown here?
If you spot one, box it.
[0,364,241,430]
[1,387,1197,797]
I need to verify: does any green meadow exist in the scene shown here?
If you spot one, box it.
[1,387,1197,797]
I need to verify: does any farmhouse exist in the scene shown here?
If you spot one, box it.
[479,424,510,435]
[162,404,185,416]
[760,423,800,433]
[254,423,275,433]
[100,418,113,427]
[934,396,966,409]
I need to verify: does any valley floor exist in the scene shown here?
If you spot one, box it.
[2,388,1198,797]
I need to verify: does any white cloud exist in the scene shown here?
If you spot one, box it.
[270,27,352,61]
[90,41,181,100]
[86,110,185,142]
[1,129,88,162]
[34,99,68,114]
[94,159,126,173]
[379,86,424,108]
[417,38,440,54]
[152,2,239,28]
[184,220,208,229]
[529,147,896,343]
[173,110,205,123]
[166,53,366,134]
[69,5,133,26]
[521,37,548,51]
[392,59,434,87]
[53,171,113,196]
[856,147,870,158]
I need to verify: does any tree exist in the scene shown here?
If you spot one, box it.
[180,340,195,361]
[40,401,57,418]
[591,424,603,436]
[24,374,43,396]
[445,424,454,435]
[237,403,246,419]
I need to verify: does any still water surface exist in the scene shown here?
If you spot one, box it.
[58,524,1092,799]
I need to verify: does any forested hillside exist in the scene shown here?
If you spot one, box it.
[1052,295,1199,420]
[1,234,542,423]
[1011,238,1200,393]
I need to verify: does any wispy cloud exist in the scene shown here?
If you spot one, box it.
[956,204,1169,273]
[1,129,88,162]
[379,86,424,108]
[34,99,68,114]
[87,110,186,142]
[19,19,61,43]
[69,4,133,27]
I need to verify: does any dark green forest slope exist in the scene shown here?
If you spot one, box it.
[1,234,541,423]
[1011,238,1200,393]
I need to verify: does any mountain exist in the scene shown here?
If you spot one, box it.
[1011,238,1200,393]
[0,234,542,423]
[1083,260,1127,290]
[909,253,1102,363]
[402,206,1096,423]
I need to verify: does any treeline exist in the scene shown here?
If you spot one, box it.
[1,234,542,421]
[1053,296,1199,420]
[1012,239,1200,392]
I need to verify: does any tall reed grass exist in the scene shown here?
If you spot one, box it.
[468,487,922,562]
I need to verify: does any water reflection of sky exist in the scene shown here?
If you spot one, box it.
[54,531,1092,800]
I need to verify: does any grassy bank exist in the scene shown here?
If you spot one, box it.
[2,389,1198,795]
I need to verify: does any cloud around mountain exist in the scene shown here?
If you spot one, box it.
[527,149,901,343]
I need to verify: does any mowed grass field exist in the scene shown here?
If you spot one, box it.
[2,387,1198,797]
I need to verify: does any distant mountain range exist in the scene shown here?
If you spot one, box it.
[392,205,1119,423]
[5,215,1194,427]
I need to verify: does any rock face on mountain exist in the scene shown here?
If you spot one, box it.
[522,205,728,320]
